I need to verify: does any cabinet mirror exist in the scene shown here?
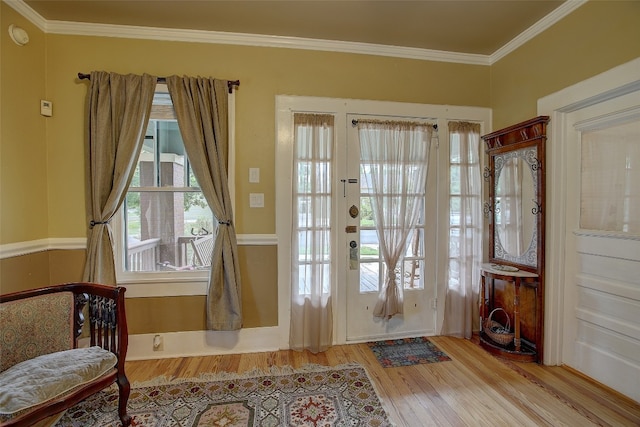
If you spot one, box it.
[483,116,548,272]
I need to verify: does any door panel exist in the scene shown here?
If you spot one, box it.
[563,90,640,401]
[343,114,437,341]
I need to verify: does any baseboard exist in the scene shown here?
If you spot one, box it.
[126,326,283,361]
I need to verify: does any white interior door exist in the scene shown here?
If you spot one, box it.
[562,89,640,401]
[342,114,437,342]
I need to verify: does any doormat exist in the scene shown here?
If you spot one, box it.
[54,363,392,426]
[367,337,451,368]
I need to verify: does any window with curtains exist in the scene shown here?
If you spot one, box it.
[116,86,214,275]
[292,114,334,296]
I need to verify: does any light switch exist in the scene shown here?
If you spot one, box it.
[249,168,260,183]
[249,193,264,208]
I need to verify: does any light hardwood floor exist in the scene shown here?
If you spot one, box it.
[124,336,640,426]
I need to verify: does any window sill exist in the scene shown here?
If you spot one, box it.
[117,275,209,298]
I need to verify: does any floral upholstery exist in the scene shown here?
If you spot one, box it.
[0,346,117,417]
[0,292,74,372]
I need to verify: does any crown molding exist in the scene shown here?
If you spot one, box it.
[5,0,587,66]
[44,19,491,66]
[3,0,46,31]
[490,0,588,64]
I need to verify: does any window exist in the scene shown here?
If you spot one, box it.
[116,86,214,279]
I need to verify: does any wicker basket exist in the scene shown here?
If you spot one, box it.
[483,307,514,346]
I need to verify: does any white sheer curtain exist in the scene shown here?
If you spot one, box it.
[442,122,482,339]
[581,120,640,233]
[358,120,433,319]
[290,113,334,353]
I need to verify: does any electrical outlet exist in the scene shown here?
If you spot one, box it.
[153,334,164,351]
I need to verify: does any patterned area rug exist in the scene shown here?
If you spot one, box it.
[54,363,391,426]
[367,337,451,368]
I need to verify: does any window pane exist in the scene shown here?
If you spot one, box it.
[450,197,461,226]
[403,259,423,289]
[450,165,461,194]
[450,134,461,163]
[360,231,379,259]
[360,261,380,293]
[124,191,213,272]
[404,228,424,257]
[580,120,640,233]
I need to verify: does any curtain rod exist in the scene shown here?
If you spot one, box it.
[351,118,438,130]
[77,73,240,94]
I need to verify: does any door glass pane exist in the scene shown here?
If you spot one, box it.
[580,119,640,233]
[360,261,380,293]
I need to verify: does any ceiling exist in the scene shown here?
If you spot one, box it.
[22,0,566,56]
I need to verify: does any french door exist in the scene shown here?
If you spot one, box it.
[341,114,437,342]
[276,95,491,349]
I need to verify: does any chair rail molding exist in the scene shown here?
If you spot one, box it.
[0,234,278,260]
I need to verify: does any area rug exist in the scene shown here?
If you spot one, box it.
[54,363,392,426]
[367,337,451,368]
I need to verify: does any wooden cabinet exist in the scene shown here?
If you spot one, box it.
[480,117,548,363]
[480,264,541,362]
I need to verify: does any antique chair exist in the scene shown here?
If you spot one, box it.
[0,283,130,426]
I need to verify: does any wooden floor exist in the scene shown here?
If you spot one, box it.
[125,336,640,426]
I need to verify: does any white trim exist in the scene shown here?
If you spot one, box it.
[0,234,277,260]
[125,327,283,361]
[537,56,640,366]
[237,234,277,245]
[0,238,86,259]
[5,0,582,66]
[490,0,587,64]
[2,0,46,31]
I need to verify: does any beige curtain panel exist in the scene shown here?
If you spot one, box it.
[167,76,242,331]
[83,72,156,285]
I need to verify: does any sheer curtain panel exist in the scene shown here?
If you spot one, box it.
[442,122,482,338]
[290,113,334,353]
[167,76,242,331]
[358,120,433,319]
[83,72,156,284]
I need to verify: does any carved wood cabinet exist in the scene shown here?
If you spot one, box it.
[480,116,549,363]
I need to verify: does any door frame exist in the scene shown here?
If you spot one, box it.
[275,95,491,349]
[538,57,640,366]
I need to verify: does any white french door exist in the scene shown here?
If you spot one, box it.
[342,115,437,341]
[276,95,491,349]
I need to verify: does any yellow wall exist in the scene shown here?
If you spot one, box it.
[1,5,48,245]
[43,36,489,237]
[490,1,640,129]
